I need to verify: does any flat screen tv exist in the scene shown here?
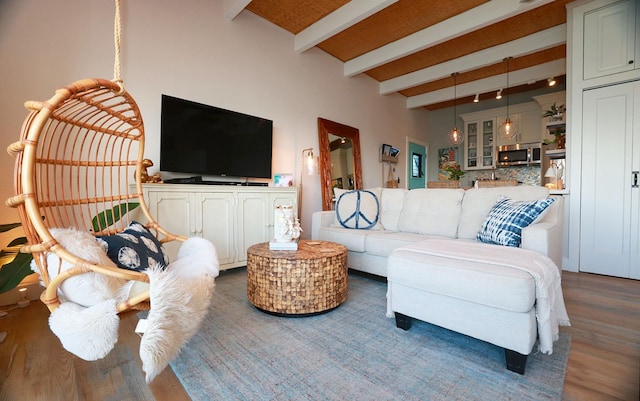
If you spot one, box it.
[160,95,273,179]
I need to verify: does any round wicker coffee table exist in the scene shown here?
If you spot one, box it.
[246,240,348,316]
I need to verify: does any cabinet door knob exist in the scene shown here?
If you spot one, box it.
[633,171,639,188]
[629,60,634,65]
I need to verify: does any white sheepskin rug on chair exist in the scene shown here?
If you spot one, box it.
[139,236,219,382]
[49,299,120,361]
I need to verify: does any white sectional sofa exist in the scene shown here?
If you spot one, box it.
[311,186,569,374]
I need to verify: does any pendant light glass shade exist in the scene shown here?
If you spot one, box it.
[448,72,464,145]
[498,117,517,139]
[499,57,518,140]
[449,127,464,145]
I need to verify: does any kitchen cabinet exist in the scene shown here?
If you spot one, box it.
[494,109,541,146]
[464,118,495,170]
[461,102,542,170]
[142,184,297,270]
[579,80,640,278]
[583,0,638,81]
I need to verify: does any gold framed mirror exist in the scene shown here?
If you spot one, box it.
[317,118,363,211]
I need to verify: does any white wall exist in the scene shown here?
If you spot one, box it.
[0,0,429,242]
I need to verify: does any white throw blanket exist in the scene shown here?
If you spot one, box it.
[386,239,570,354]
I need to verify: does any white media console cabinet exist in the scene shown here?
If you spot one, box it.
[140,184,298,270]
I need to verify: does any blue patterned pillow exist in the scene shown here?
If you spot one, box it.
[335,190,380,229]
[96,221,169,271]
[477,196,555,247]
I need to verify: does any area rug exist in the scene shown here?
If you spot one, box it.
[169,268,570,401]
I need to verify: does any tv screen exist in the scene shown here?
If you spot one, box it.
[160,95,273,179]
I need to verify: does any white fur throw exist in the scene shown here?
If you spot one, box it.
[49,299,119,361]
[32,228,127,307]
[140,237,219,382]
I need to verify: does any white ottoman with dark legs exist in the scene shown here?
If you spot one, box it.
[386,239,567,375]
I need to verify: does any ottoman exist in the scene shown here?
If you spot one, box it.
[386,240,538,374]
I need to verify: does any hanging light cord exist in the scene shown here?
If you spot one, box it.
[452,72,458,126]
[113,0,124,93]
[505,57,511,117]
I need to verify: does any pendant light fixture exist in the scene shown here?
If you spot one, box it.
[448,72,464,146]
[498,57,518,140]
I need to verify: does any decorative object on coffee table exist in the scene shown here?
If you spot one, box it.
[247,240,347,315]
[270,203,302,250]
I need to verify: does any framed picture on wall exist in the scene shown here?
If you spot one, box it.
[274,173,294,187]
[438,147,459,180]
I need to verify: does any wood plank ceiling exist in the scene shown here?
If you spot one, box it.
[225,0,570,110]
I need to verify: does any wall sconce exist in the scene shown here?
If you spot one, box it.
[302,148,317,176]
[473,93,479,103]
[496,89,502,100]
[548,77,556,87]
[298,147,318,218]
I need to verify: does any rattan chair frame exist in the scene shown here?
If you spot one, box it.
[6,78,186,313]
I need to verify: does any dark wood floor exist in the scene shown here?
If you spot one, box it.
[0,270,638,401]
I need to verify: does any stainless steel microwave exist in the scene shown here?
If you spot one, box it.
[496,143,542,166]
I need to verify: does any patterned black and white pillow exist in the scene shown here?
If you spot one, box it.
[476,195,555,247]
[96,221,169,271]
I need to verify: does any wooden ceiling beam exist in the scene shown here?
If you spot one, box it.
[406,59,566,108]
[343,0,555,77]
[380,24,566,95]
[294,0,398,53]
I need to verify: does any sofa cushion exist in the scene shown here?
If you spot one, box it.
[476,196,555,247]
[387,242,536,313]
[366,231,445,258]
[457,186,550,240]
[397,188,465,238]
[379,188,408,231]
[316,226,369,253]
[333,188,382,230]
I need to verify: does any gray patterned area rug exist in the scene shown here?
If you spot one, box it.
[170,268,570,401]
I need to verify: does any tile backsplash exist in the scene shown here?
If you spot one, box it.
[465,165,541,187]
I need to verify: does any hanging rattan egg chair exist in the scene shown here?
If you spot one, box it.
[6,78,186,313]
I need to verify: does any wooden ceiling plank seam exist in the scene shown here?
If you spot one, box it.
[343,0,555,77]
[294,0,399,53]
[379,24,567,94]
[223,0,252,21]
[406,59,566,108]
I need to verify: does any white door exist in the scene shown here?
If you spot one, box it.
[580,81,639,278]
[407,138,427,189]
